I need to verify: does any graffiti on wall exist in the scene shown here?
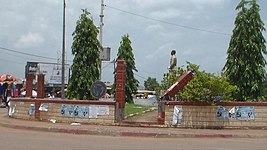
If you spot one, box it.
[61,105,109,118]
[172,105,183,126]
[217,106,255,120]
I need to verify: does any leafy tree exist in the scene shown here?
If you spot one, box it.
[223,0,267,101]
[67,9,102,100]
[157,62,237,101]
[113,34,139,103]
[260,77,267,100]
[144,77,159,91]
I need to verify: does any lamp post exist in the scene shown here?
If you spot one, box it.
[99,0,104,80]
[61,0,66,99]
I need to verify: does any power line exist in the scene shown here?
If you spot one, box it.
[0,58,24,65]
[101,61,163,78]
[135,73,147,80]
[105,5,231,36]
[138,69,162,76]
[1,47,36,61]
[0,46,73,63]
[0,46,119,71]
[0,46,57,60]
[102,61,113,69]
[1,46,162,79]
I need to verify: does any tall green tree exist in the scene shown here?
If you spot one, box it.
[113,34,139,103]
[144,77,159,91]
[67,9,102,100]
[223,0,267,101]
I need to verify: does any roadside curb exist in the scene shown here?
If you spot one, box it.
[1,119,267,138]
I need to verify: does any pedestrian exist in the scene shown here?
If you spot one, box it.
[0,84,5,108]
[0,82,8,108]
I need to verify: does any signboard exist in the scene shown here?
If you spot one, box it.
[26,62,38,75]
[39,63,69,85]
[26,62,69,85]
[100,47,111,61]
[90,80,107,98]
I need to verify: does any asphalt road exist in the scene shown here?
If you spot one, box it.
[0,126,266,150]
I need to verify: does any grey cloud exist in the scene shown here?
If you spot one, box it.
[0,0,266,85]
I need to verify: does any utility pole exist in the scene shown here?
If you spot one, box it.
[99,0,104,80]
[61,0,66,99]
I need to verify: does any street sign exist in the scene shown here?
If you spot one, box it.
[100,47,111,61]
[90,80,107,99]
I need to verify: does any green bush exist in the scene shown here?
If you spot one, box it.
[158,62,237,102]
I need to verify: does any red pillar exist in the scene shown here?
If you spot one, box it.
[26,74,33,97]
[115,60,126,108]
[157,101,166,125]
[35,101,41,120]
[37,74,45,99]
[115,60,126,123]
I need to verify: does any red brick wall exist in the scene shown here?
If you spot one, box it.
[164,101,267,129]
[10,98,117,125]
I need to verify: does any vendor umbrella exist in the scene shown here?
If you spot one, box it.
[0,74,16,82]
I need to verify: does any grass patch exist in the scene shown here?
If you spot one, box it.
[124,103,153,117]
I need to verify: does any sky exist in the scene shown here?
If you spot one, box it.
[0,0,267,86]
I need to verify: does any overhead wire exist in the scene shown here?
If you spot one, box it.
[0,58,25,65]
[0,46,58,61]
[138,69,162,76]
[105,5,231,36]
[1,45,162,80]
[135,73,147,80]
[0,48,35,61]
[102,61,114,69]
[0,46,73,63]
[0,46,116,72]
[1,4,234,81]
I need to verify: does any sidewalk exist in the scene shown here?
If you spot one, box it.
[0,108,267,138]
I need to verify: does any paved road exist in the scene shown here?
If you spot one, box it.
[0,126,266,150]
[0,107,7,115]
